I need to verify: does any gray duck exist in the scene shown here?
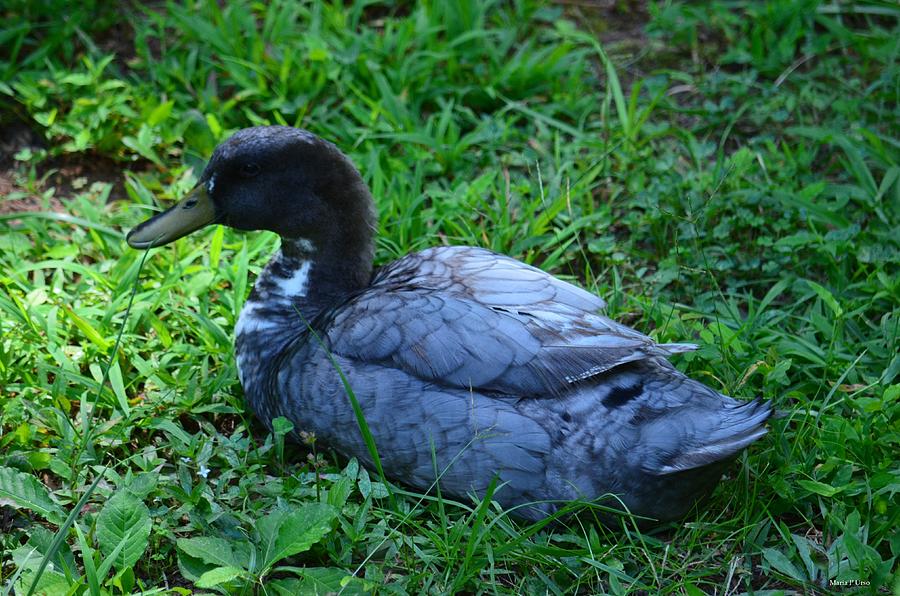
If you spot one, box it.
[127,126,771,522]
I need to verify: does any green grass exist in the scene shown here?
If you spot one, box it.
[1,0,898,593]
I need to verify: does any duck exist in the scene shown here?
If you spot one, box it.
[127,125,771,523]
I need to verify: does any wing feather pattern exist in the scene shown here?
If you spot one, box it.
[325,246,694,396]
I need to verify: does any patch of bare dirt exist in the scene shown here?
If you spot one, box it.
[559,0,654,78]
[0,120,135,215]
[561,0,650,45]
[560,0,725,86]
[0,120,44,165]
[0,120,54,214]
[40,152,132,202]
[0,175,65,215]
[95,18,139,67]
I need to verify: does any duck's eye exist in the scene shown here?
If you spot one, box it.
[240,163,261,178]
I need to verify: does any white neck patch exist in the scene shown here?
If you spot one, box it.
[276,260,313,298]
[291,237,316,253]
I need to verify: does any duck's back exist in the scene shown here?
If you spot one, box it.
[267,246,771,521]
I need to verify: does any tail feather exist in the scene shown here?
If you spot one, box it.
[653,397,772,475]
[657,342,699,354]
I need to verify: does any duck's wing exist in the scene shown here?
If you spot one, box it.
[325,246,695,397]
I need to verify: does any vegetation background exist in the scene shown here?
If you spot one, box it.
[0,0,897,594]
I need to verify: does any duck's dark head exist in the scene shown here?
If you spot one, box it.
[127,126,377,284]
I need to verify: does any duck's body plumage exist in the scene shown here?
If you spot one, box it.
[128,126,771,523]
[234,243,769,522]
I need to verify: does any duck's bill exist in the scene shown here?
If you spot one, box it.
[126,184,216,249]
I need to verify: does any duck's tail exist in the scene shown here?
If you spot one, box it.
[657,342,699,354]
[650,397,772,475]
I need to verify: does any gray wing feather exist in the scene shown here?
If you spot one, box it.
[326,246,694,396]
[287,349,552,505]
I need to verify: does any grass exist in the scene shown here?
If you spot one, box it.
[1,0,898,593]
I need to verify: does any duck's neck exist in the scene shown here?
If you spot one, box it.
[234,149,377,425]
[234,228,374,425]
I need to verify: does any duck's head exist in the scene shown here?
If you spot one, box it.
[127,126,376,277]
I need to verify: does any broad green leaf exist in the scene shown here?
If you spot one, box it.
[108,361,131,415]
[148,419,193,448]
[791,534,819,582]
[96,532,130,580]
[177,550,212,584]
[196,566,246,588]
[22,526,76,577]
[806,280,844,317]
[18,570,70,596]
[147,100,174,127]
[209,225,225,269]
[763,547,805,582]
[206,113,222,138]
[272,417,294,435]
[74,523,101,596]
[146,311,173,348]
[176,537,245,569]
[797,479,842,497]
[841,510,867,567]
[326,475,353,510]
[11,544,72,596]
[61,305,111,350]
[96,491,151,572]
[0,466,65,524]
[684,583,706,596]
[259,504,338,569]
[122,125,164,166]
[757,278,791,317]
[269,569,370,596]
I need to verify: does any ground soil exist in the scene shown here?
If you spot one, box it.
[0,119,139,214]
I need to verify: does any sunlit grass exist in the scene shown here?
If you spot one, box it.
[1,0,898,593]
